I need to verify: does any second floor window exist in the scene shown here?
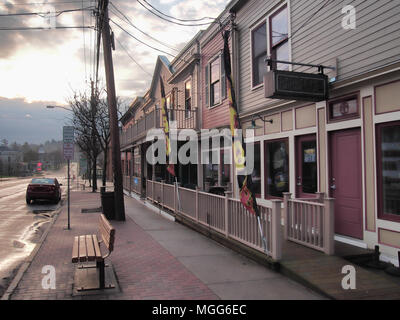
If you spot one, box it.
[270,5,289,71]
[210,58,221,106]
[252,22,267,87]
[185,80,191,118]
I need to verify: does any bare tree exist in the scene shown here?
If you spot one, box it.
[69,84,126,191]
[69,89,101,192]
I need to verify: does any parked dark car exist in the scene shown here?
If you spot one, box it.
[26,178,62,204]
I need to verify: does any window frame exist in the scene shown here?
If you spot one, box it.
[251,20,267,89]
[376,120,400,223]
[205,53,227,109]
[327,92,360,123]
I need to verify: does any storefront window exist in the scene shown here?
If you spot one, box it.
[265,139,289,198]
[377,122,400,221]
[247,142,261,197]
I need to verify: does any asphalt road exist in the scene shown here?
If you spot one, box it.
[0,165,77,296]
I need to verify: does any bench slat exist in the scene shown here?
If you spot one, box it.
[99,214,115,236]
[79,235,87,262]
[86,235,96,261]
[72,236,79,263]
[92,234,102,261]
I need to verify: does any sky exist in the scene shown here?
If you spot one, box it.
[0,0,230,144]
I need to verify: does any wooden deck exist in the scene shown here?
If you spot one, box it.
[280,240,400,300]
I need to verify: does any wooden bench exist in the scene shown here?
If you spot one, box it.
[72,214,115,290]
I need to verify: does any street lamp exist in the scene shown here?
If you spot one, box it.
[46,105,72,112]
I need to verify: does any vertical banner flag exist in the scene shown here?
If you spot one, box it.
[222,30,259,218]
[160,77,175,176]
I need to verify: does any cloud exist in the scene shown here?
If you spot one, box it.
[0,97,70,144]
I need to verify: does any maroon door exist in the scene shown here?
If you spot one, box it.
[329,129,363,239]
[295,134,317,198]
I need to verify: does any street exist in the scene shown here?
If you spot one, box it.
[0,165,77,295]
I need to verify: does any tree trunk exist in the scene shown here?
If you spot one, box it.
[102,147,108,187]
[92,155,97,192]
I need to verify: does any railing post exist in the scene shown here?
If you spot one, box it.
[315,192,325,203]
[174,182,177,214]
[195,187,199,222]
[161,180,165,206]
[283,192,291,240]
[224,191,232,238]
[151,180,154,202]
[324,197,335,255]
[271,200,282,261]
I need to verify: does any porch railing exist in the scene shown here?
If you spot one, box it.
[120,108,198,148]
[283,193,335,255]
[146,180,282,261]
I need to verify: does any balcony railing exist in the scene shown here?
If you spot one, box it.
[120,108,198,148]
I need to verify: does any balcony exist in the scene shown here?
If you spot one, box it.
[120,108,198,148]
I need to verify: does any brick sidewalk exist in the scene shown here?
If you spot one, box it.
[9,190,218,300]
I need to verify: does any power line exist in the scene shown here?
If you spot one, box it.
[0,6,94,17]
[109,18,176,58]
[3,0,93,5]
[0,26,94,30]
[109,2,180,52]
[136,0,216,27]
[140,0,215,22]
[114,35,152,77]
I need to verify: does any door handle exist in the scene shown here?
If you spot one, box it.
[296,176,302,186]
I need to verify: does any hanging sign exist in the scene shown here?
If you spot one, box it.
[264,70,329,102]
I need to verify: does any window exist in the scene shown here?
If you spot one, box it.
[252,22,267,87]
[210,58,220,106]
[265,139,289,198]
[270,5,289,71]
[328,95,359,122]
[247,142,261,197]
[376,121,400,222]
[205,55,226,107]
[185,80,191,118]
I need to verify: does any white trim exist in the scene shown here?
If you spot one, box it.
[334,234,368,249]
[325,119,362,132]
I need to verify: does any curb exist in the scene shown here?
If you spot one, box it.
[1,201,65,300]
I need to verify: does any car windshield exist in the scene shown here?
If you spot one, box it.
[31,178,55,185]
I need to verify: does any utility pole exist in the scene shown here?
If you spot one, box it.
[98,0,125,221]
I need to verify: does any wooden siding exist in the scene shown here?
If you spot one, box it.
[291,0,400,78]
[233,0,400,115]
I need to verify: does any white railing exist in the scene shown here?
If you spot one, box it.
[283,193,334,255]
[146,180,282,261]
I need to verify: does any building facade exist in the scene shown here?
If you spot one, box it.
[117,0,400,264]
[230,0,400,263]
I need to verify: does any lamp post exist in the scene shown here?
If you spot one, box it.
[47,105,74,230]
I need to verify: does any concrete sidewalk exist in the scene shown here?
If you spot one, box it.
[5,189,323,300]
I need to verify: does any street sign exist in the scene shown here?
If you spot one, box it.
[63,126,74,160]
